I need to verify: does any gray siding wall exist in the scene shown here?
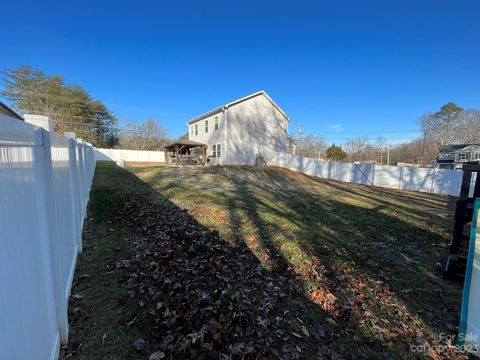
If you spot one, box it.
[225,95,289,165]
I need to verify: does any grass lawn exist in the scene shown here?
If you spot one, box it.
[66,162,468,359]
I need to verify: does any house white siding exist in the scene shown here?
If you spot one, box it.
[188,111,225,162]
[188,92,289,165]
[225,95,288,165]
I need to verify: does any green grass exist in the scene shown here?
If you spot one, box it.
[130,165,465,358]
[66,163,155,360]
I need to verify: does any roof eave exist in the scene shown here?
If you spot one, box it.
[0,101,24,121]
[186,91,290,125]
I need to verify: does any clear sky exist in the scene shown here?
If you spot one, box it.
[1,0,479,143]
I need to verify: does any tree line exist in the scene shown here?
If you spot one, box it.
[1,65,170,149]
[296,102,480,165]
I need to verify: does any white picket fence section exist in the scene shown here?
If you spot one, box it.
[95,147,165,163]
[272,152,463,196]
[0,114,95,360]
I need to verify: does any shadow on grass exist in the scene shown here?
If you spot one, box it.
[133,165,467,359]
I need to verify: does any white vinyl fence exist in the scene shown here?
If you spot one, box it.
[95,147,165,163]
[0,114,95,360]
[272,152,463,196]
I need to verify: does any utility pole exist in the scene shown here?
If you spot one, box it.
[296,123,303,156]
[387,145,390,166]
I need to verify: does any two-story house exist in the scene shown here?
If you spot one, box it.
[438,144,480,169]
[187,91,290,165]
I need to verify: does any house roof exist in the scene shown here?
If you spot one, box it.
[187,91,290,125]
[439,144,480,153]
[0,101,24,121]
[164,139,206,149]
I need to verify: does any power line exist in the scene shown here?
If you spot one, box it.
[319,129,420,134]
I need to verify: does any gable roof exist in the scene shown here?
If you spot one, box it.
[187,91,290,125]
[439,144,480,153]
[0,101,24,121]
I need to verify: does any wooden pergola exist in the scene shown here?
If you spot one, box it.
[164,139,207,166]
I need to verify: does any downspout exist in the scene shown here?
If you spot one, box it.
[222,105,228,165]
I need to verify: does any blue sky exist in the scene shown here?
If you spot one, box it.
[1,0,479,143]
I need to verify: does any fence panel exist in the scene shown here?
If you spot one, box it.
[433,168,463,196]
[302,157,317,176]
[334,162,353,182]
[401,167,436,192]
[372,165,402,189]
[316,160,331,179]
[0,115,95,360]
[352,163,374,185]
[274,152,463,196]
[95,148,166,163]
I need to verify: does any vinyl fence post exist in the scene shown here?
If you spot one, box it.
[65,134,83,254]
[38,128,69,343]
[399,166,403,190]
[372,164,376,186]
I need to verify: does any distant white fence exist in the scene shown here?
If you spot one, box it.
[273,152,463,196]
[95,148,165,163]
[0,114,95,360]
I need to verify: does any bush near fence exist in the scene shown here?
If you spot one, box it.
[273,152,463,196]
[0,114,95,360]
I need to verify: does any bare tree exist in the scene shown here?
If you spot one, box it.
[118,119,169,150]
[345,136,369,162]
[298,134,328,158]
[457,110,480,144]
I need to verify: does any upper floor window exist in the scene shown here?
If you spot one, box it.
[205,120,208,133]
[195,124,198,136]
[215,116,219,130]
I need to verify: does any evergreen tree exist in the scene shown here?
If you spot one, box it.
[2,65,118,147]
[326,143,347,161]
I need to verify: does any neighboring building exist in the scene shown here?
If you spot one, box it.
[187,91,290,165]
[438,144,480,169]
[0,101,24,122]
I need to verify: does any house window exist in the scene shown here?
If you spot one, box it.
[195,124,198,136]
[190,125,193,135]
[215,116,219,130]
[459,153,468,160]
[212,144,222,157]
[205,120,208,133]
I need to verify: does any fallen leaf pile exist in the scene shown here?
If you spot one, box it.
[115,194,340,359]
